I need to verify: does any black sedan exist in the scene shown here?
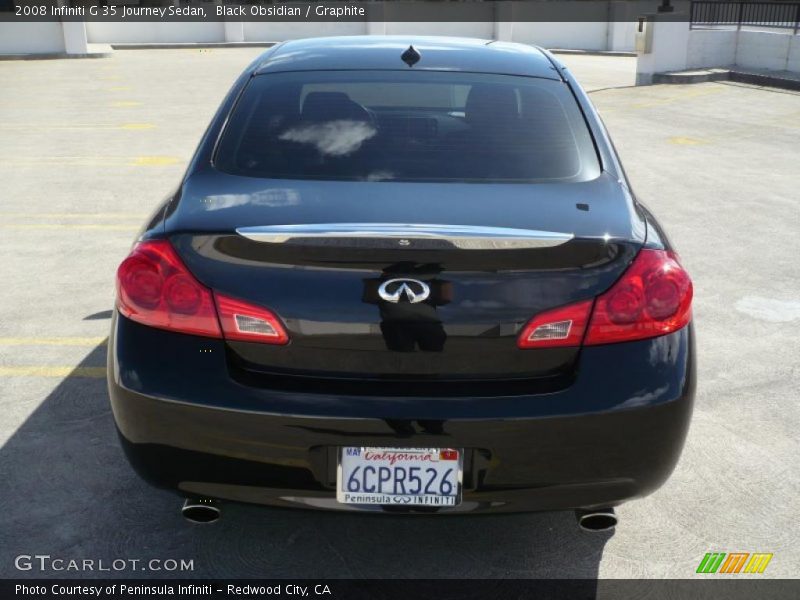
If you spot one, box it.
[108,37,695,528]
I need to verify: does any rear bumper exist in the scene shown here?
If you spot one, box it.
[108,314,696,514]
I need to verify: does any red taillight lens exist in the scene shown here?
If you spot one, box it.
[585,249,692,345]
[116,240,221,338]
[116,241,291,345]
[214,292,289,345]
[517,249,692,349]
[517,299,593,348]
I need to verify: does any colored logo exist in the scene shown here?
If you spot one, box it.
[696,552,773,574]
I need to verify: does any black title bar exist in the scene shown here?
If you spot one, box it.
[4,579,800,600]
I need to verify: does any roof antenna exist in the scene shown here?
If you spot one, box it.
[401,45,421,68]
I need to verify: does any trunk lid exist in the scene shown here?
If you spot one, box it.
[167,170,644,392]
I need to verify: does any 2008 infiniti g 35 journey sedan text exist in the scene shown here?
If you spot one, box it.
[108,37,695,526]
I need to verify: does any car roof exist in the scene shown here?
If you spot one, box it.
[253,36,562,80]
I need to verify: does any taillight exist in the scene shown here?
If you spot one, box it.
[517,300,593,348]
[214,292,289,345]
[116,240,221,338]
[116,240,289,345]
[517,249,692,348]
[585,249,692,345]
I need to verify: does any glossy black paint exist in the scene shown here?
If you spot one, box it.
[108,314,695,513]
[170,229,637,380]
[166,170,643,239]
[109,37,695,513]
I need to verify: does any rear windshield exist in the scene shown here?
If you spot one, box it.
[215,70,600,183]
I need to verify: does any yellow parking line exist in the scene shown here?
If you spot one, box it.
[131,156,181,166]
[668,136,708,146]
[1,224,138,231]
[0,337,107,346]
[0,366,107,378]
[108,86,132,92]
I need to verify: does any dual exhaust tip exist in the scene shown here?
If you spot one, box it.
[181,499,616,530]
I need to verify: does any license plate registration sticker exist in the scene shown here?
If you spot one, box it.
[337,447,462,507]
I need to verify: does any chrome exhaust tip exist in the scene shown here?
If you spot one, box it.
[576,508,617,532]
[181,498,221,524]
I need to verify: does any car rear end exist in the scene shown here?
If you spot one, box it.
[107,38,695,514]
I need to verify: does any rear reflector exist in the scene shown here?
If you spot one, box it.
[116,240,289,345]
[517,300,593,348]
[214,293,289,345]
[518,249,692,348]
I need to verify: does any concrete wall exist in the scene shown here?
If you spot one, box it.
[242,21,365,41]
[790,35,800,72]
[686,28,737,68]
[735,30,795,71]
[606,0,685,51]
[636,19,691,84]
[608,21,637,52]
[686,28,800,72]
[513,22,609,51]
[0,23,66,54]
[385,21,494,39]
[86,22,225,43]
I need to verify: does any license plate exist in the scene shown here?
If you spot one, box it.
[337,447,462,507]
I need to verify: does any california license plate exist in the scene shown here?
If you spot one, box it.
[337,447,463,507]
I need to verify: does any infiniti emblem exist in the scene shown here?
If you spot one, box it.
[377,278,431,304]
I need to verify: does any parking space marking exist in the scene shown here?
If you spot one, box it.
[669,136,709,145]
[0,366,107,378]
[131,156,181,166]
[0,337,107,346]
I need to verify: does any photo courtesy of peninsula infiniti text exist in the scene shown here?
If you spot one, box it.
[107,36,696,528]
